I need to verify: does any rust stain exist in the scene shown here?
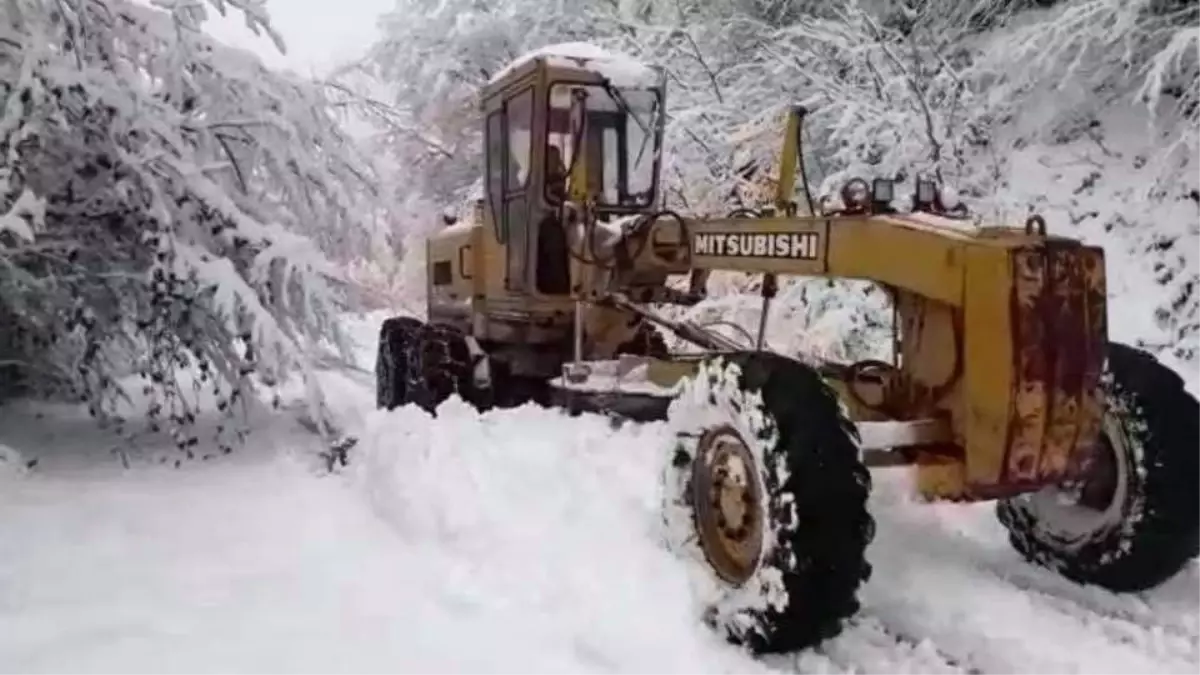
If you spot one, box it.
[1073,246,1108,474]
[1006,248,1048,483]
[1039,244,1087,480]
[998,242,1107,495]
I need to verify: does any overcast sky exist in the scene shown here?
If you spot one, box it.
[198,0,395,75]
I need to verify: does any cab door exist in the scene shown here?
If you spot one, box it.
[484,87,536,294]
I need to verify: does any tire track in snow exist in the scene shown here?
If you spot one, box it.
[970,561,1199,667]
[858,475,1199,674]
[761,619,970,675]
[818,613,979,674]
[883,487,1199,667]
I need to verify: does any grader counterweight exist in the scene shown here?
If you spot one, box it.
[375,43,1199,656]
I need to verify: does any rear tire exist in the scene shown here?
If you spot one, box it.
[996,342,1199,592]
[407,323,494,415]
[661,352,873,654]
[376,316,424,410]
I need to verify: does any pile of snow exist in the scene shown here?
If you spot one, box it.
[346,396,768,671]
[488,41,660,87]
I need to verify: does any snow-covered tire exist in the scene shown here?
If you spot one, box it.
[407,323,494,415]
[996,341,1199,592]
[661,352,874,654]
[376,316,424,411]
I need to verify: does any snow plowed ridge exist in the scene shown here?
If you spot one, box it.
[347,399,768,672]
[350,399,1198,674]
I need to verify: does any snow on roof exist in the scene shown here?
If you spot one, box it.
[487,42,659,88]
[897,211,980,235]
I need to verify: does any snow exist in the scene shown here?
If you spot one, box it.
[350,398,766,673]
[438,219,477,237]
[488,42,660,88]
[549,357,684,397]
[0,188,44,243]
[896,211,981,235]
[0,442,29,478]
[0,311,1195,673]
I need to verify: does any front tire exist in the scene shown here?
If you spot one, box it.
[996,342,1199,592]
[661,352,874,654]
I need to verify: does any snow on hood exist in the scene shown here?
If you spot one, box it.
[488,42,659,88]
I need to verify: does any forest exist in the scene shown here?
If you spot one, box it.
[1,0,1196,446]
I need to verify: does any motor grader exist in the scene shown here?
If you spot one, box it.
[374,44,1199,655]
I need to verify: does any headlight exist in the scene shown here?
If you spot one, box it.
[841,177,871,211]
[915,178,938,208]
[871,178,895,207]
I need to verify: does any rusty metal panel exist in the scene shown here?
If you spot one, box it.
[1073,246,1109,474]
[1007,247,1050,484]
[996,242,1108,495]
[1039,244,1087,481]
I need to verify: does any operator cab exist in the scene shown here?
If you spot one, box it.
[480,43,666,296]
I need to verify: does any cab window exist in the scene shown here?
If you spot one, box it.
[505,89,534,192]
[545,82,659,209]
[485,110,506,242]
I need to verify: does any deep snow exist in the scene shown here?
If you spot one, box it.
[0,312,1196,674]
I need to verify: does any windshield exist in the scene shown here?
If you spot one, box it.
[545,82,661,209]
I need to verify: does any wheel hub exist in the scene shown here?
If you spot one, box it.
[691,425,764,585]
[1021,413,1130,547]
[1074,435,1119,511]
[1053,430,1120,513]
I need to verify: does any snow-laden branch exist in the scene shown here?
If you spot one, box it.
[0,0,382,448]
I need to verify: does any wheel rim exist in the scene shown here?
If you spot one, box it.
[691,424,765,585]
[1018,411,1131,549]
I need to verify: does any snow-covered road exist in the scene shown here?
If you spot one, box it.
[0,317,1196,674]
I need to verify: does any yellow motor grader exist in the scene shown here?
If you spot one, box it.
[374,44,1199,655]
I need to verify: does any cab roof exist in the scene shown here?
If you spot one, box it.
[483,42,660,97]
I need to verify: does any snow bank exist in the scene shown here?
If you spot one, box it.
[488,41,659,87]
[348,397,769,672]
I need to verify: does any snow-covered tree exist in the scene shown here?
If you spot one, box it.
[349,0,1198,366]
[0,0,380,451]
